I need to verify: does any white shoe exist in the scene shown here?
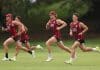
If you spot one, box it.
[36,45,43,50]
[64,57,76,64]
[32,50,36,58]
[45,57,53,62]
[2,57,9,61]
[64,60,72,64]
[95,46,100,52]
[10,57,16,61]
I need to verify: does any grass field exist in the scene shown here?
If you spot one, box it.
[0,38,100,70]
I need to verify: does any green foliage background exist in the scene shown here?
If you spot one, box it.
[0,0,92,35]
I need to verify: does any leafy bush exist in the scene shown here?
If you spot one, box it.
[1,0,92,34]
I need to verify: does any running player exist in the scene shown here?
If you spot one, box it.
[64,13,100,64]
[10,16,43,61]
[45,11,71,62]
[2,13,35,61]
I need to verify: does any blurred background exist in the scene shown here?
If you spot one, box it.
[0,0,100,41]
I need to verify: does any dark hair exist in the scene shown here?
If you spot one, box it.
[5,13,13,19]
[49,10,57,17]
[16,16,23,22]
[16,16,22,20]
[73,13,79,17]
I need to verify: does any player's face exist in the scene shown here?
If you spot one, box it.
[49,15,56,20]
[72,15,78,22]
[6,16,12,22]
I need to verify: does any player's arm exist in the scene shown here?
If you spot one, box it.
[13,21,24,36]
[1,26,8,31]
[56,19,67,30]
[69,23,73,36]
[46,20,50,30]
[79,22,88,35]
[24,25,28,32]
[69,28,73,36]
[17,24,25,36]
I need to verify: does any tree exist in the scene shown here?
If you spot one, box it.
[1,0,93,34]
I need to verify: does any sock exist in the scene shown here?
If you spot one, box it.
[69,58,74,62]
[28,51,32,54]
[48,53,52,58]
[5,53,8,58]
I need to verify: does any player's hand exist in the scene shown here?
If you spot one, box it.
[69,32,73,36]
[1,27,8,31]
[78,32,83,35]
[2,27,5,31]
[56,27,60,30]
[46,25,49,30]
[11,36,14,38]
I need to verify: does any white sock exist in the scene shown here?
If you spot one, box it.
[70,58,74,61]
[48,53,52,58]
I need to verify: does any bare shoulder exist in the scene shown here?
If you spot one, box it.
[12,20,21,26]
[79,22,86,26]
[12,20,16,23]
[12,20,17,25]
[56,19,65,23]
[56,19,63,22]
[79,21,88,28]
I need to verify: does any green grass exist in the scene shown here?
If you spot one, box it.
[0,38,100,70]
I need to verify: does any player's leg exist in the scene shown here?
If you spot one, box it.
[15,46,20,56]
[2,37,15,61]
[57,41,71,53]
[23,41,43,51]
[25,42,31,50]
[45,36,57,61]
[10,46,20,61]
[79,43,100,52]
[24,42,36,58]
[16,41,33,55]
[64,41,80,64]
[10,41,34,61]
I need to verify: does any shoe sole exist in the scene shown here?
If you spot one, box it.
[64,61,72,65]
[45,59,53,62]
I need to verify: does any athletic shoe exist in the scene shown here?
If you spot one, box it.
[10,57,16,61]
[2,57,10,61]
[95,46,100,52]
[45,57,53,62]
[64,57,77,64]
[36,45,43,50]
[64,60,72,64]
[32,50,36,58]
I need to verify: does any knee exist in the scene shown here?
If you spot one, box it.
[17,45,22,49]
[70,47,76,52]
[45,41,50,46]
[3,42,7,47]
[15,47,20,50]
[71,47,75,50]
[16,44,22,49]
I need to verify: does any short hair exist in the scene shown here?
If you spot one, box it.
[5,13,13,19]
[16,16,22,21]
[73,13,79,17]
[49,10,57,17]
